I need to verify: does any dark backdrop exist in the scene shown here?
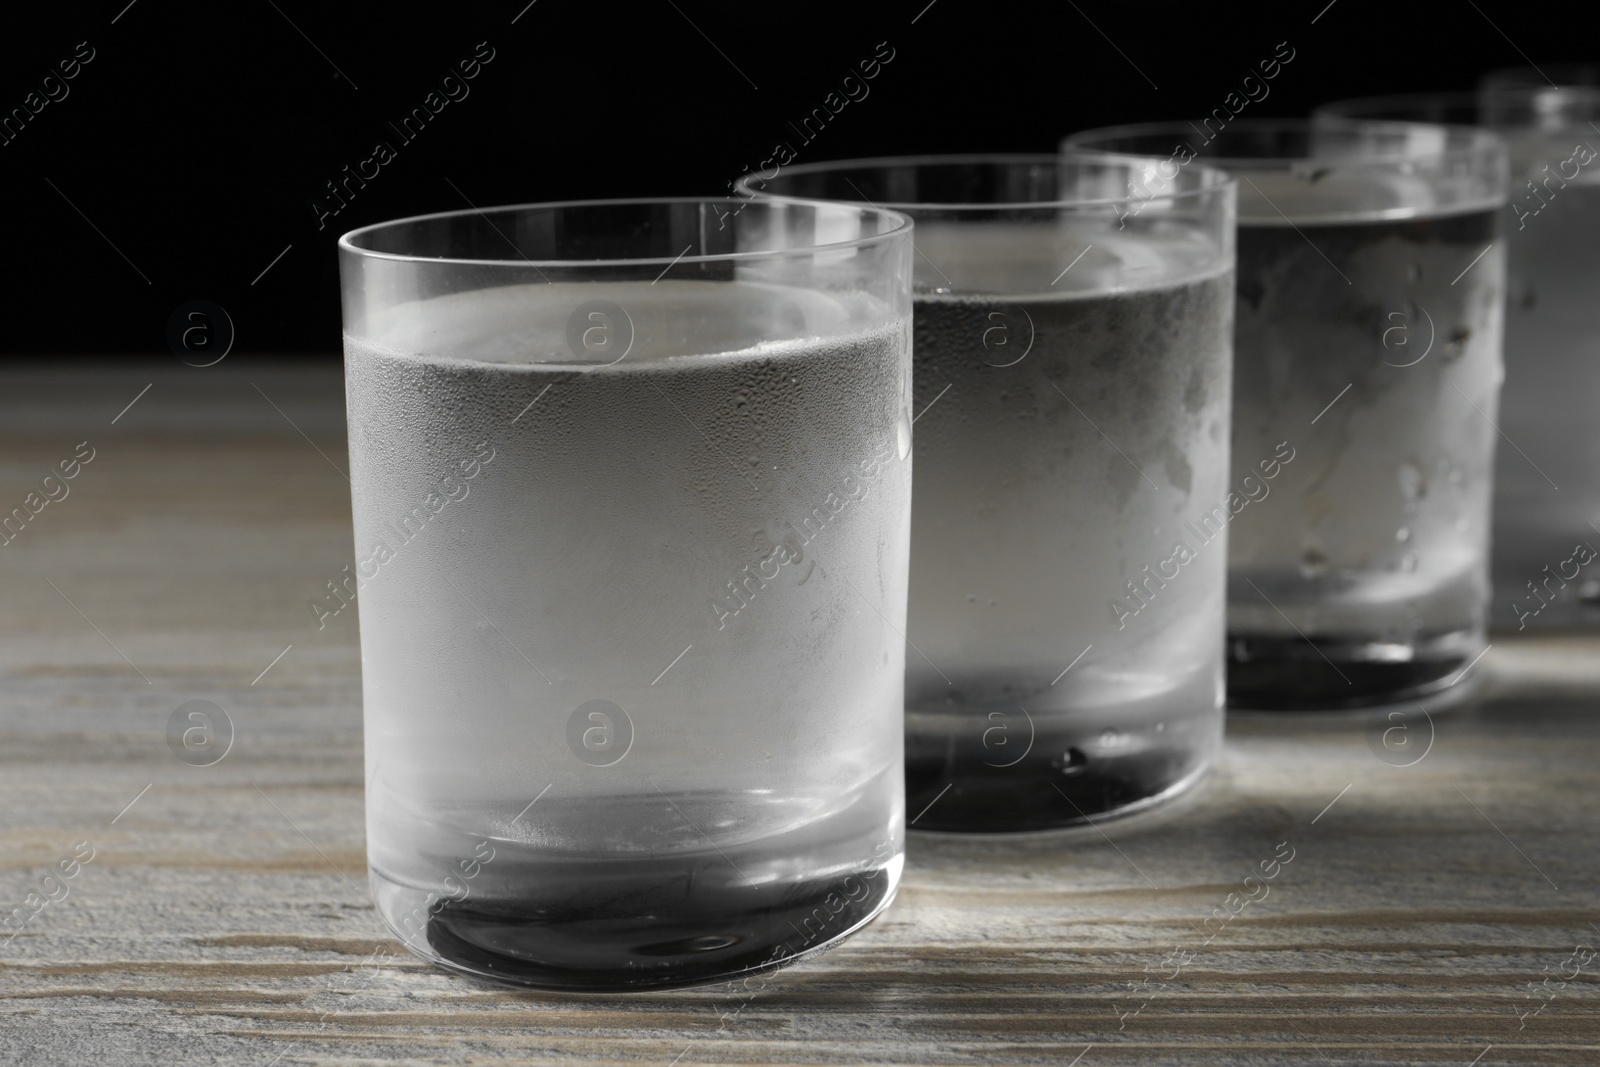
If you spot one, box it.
[1,0,1592,357]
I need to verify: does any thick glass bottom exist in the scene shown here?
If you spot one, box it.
[1226,632,1478,711]
[904,754,1211,835]
[904,693,1219,833]
[369,779,902,992]
[412,862,895,992]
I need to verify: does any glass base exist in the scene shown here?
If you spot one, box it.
[904,697,1218,833]
[376,859,898,993]
[1226,632,1479,711]
[905,755,1212,835]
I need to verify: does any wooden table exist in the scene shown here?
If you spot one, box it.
[3,361,1597,1065]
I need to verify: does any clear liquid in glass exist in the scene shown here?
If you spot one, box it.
[346,280,911,989]
[1492,165,1600,629]
[903,225,1234,831]
[1226,181,1502,709]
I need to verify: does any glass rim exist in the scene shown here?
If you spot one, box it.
[337,195,914,269]
[1318,86,1600,116]
[1062,117,1505,167]
[1482,63,1600,89]
[1316,90,1480,115]
[738,152,1235,212]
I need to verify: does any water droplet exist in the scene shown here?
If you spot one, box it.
[1099,728,1123,748]
[966,594,977,604]
[1155,721,1167,732]
[1407,262,1422,282]
[895,408,912,461]
[1398,462,1425,502]
[1401,551,1419,572]
[1396,526,1411,544]
[1580,579,1600,604]
[1055,747,1088,775]
[987,598,998,607]
[1300,546,1330,579]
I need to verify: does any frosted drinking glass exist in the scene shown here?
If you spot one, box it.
[745,157,1236,831]
[338,197,914,990]
[1066,120,1509,711]
[1318,82,1600,632]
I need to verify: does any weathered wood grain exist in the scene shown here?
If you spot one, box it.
[1,361,1596,1065]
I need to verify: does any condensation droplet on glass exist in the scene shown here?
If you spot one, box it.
[895,407,912,461]
[966,594,977,603]
[1099,728,1123,748]
[684,934,738,952]
[1401,551,1418,572]
[1054,747,1088,775]
[1300,545,1330,579]
[1398,462,1424,503]
[1396,526,1411,544]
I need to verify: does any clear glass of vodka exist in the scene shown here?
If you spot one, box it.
[743,157,1237,832]
[1318,82,1600,633]
[337,198,914,990]
[1065,119,1509,711]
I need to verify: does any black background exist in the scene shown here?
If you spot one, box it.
[2,0,1593,357]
